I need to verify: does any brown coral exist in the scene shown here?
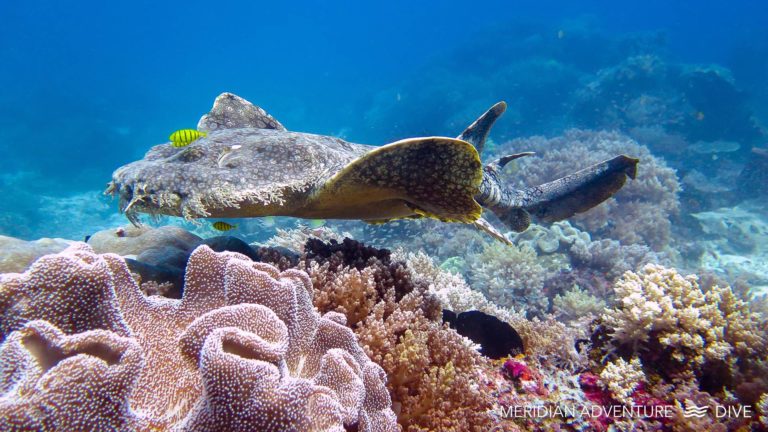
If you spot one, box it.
[304,239,497,431]
[0,243,397,431]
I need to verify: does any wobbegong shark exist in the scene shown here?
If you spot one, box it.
[106,93,638,243]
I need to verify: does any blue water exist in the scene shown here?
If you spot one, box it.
[1,0,767,239]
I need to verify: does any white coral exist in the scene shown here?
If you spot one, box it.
[600,357,644,405]
[602,264,758,366]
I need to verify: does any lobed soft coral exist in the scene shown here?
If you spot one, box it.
[0,243,397,431]
[0,236,75,273]
[552,286,606,323]
[0,320,150,431]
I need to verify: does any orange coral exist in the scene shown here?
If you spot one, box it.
[304,241,496,431]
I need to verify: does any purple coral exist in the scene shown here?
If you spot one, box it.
[0,244,398,431]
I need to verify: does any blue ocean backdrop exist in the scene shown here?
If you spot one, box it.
[2,1,767,241]
[4,2,768,430]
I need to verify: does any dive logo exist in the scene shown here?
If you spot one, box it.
[682,402,708,418]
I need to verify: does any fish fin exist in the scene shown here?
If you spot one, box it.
[314,137,484,223]
[486,152,535,172]
[520,155,639,222]
[472,217,512,245]
[457,102,506,154]
[198,92,286,132]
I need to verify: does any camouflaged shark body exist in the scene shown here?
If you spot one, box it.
[107,93,638,243]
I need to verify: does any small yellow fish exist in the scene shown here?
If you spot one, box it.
[169,129,207,147]
[212,221,237,231]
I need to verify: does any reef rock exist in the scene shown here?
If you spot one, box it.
[692,202,768,292]
[0,236,75,273]
[87,224,202,257]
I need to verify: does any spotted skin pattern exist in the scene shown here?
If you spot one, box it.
[107,93,639,240]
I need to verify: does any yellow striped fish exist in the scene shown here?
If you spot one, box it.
[169,129,207,147]
[212,221,237,231]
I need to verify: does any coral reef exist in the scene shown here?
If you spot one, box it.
[465,241,552,316]
[598,357,645,405]
[600,264,768,402]
[0,320,149,431]
[266,225,353,254]
[691,202,768,292]
[303,239,496,431]
[442,310,524,359]
[552,286,606,323]
[402,251,586,369]
[500,129,680,250]
[0,243,397,431]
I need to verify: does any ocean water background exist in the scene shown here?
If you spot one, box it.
[0,0,767,240]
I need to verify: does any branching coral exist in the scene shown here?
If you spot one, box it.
[266,225,352,253]
[601,264,768,406]
[465,241,552,316]
[500,129,680,251]
[303,239,494,431]
[759,393,768,427]
[0,243,397,431]
[604,264,731,365]
[599,357,645,405]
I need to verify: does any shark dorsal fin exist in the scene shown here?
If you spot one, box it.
[198,92,286,132]
[457,101,507,155]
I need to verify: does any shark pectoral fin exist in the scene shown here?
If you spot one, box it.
[315,137,484,223]
[473,217,512,245]
[523,155,639,222]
